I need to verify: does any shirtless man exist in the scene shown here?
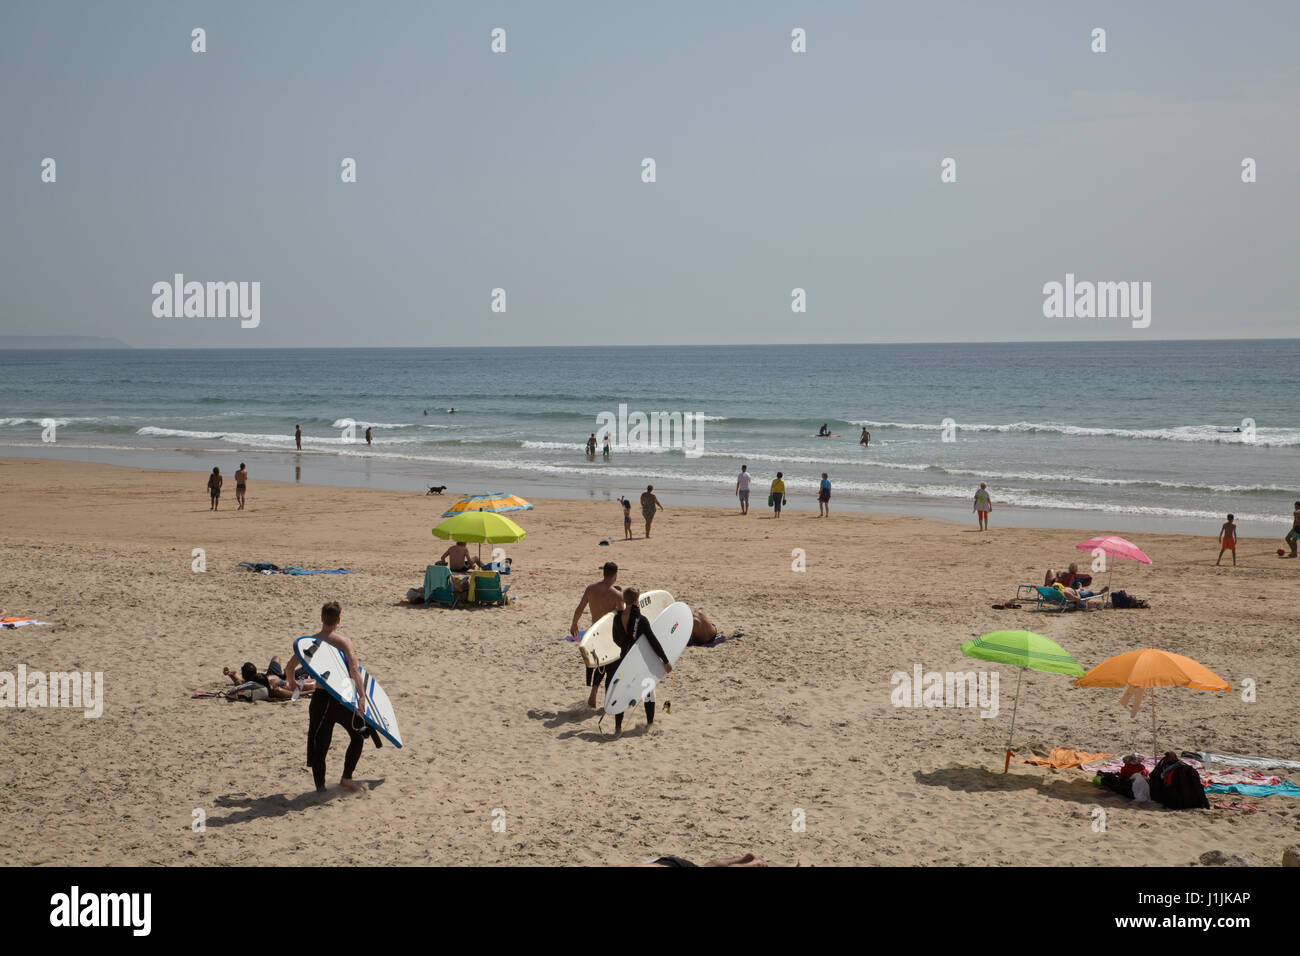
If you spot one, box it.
[688,608,742,646]
[207,466,223,511]
[640,485,664,538]
[570,562,625,707]
[284,602,371,793]
[1285,501,1300,558]
[234,462,248,510]
[440,541,480,573]
[859,427,870,447]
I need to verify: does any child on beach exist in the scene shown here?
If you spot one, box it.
[973,482,992,530]
[1217,514,1237,566]
[619,496,633,539]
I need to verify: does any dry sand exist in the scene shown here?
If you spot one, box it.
[1,457,1297,866]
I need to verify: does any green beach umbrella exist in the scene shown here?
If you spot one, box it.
[432,511,526,562]
[960,630,1086,772]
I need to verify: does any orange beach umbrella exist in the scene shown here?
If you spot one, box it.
[1073,649,1230,754]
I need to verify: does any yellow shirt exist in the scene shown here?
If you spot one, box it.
[771,479,785,494]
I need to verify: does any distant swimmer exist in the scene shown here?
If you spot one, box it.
[859,427,870,447]
[424,409,428,416]
[365,426,372,446]
[448,408,456,414]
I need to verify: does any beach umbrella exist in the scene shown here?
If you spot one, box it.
[1075,535,1151,597]
[960,630,1086,772]
[432,510,526,562]
[441,492,534,519]
[1073,649,1230,755]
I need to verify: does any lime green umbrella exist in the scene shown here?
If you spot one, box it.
[432,511,526,562]
[961,630,1086,772]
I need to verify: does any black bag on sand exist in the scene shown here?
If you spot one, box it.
[1111,589,1150,610]
[1149,755,1209,809]
[1099,772,1135,798]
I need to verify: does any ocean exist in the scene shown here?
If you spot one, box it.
[3,341,1298,535]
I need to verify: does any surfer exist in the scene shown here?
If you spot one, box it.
[571,562,625,706]
[604,587,672,736]
[234,462,248,510]
[640,485,664,538]
[818,423,830,436]
[285,602,372,794]
[859,427,870,447]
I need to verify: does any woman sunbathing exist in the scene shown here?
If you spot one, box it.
[1053,583,1108,607]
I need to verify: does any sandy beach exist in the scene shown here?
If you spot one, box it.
[1,456,1297,867]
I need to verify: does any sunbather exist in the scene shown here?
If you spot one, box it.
[223,659,315,699]
[1053,583,1108,607]
[1044,563,1091,588]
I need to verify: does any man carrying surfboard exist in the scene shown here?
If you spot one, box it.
[604,587,672,736]
[285,602,371,793]
[571,562,624,707]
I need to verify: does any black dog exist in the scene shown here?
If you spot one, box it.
[426,485,447,495]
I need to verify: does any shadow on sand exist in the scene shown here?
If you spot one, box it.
[204,779,386,827]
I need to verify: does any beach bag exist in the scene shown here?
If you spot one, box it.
[1149,757,1209,810]
[231,681,269,702]
[767,494,775,507]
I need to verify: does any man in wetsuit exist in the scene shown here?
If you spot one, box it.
[571,562,624,707]
[285,602,373,793]
[602,587,673,736]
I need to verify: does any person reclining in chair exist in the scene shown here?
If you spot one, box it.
[1043,563,1092,588]
[1051,582,1109,607]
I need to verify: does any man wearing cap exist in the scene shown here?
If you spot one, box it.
[570,562,625,707]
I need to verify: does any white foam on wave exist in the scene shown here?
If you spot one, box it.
[848,419,1300,447]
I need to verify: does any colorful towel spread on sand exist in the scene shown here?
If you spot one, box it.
[1205,782,1300,799]
[0,617,53,628]
[558,630,585,642]
[696,633,740,648]
[1021,748,1113,769]
[238,562,355,575]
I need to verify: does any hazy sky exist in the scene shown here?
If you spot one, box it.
[2,1,1297,347]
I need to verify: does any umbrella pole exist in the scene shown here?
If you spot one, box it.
[1151,688,1157,756]
[1004,667,1024,772]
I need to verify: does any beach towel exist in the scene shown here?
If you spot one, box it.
[1196,751,1300,772]
[1021,747,1113,769]
[0,617,53,628]
[1205,781,1300,799]
[694,633,740,648]
[558,629,585,642]
[1083,754,1205,776]
[238,562,354,575]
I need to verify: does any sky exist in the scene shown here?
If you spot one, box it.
[1,0,1297,347]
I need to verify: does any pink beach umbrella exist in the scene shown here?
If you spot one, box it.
[1075,535,1152,597]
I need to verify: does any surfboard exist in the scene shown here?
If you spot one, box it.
[292,635,403,748]
[815,433,841,438]
[579,589,673,670]
[603,601,693,716]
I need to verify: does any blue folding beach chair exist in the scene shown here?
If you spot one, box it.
[1033,585,1104,612]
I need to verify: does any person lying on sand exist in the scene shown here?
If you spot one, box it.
[223,659,316,700]
[687,608,742,646]
[622,853,766,867]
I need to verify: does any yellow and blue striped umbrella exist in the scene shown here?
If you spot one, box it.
[442,492,534,519]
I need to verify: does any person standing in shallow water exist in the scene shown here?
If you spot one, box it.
[295,424,302,450]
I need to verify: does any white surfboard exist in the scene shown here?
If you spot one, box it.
[579,589,673,670]
[293,635,403,748]
[603,601,692,716]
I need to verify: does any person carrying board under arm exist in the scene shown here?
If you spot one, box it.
[285,601,373,793]
[604,587,672,737]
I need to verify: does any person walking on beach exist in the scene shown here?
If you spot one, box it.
[818,473,832,517]
[1217,514,1237,566]
[285,602,371,794]
[570,562,625,706]
[859,427,870,447]
[234,462,248,510]
[770,472,786,517]
[974,482,992,531]
[735,464,752,515]
[604,587,672,737]
[640,485,664,538]
[295,424,302,450]
[207,466,223,511]
[1284,501,1300,558]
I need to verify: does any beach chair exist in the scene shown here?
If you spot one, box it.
[1033,585,1104,612]
[423,564,458,608]
[468,570,511,606]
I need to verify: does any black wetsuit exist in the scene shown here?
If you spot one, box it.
[306,686,373,791]
[604,606,671,732]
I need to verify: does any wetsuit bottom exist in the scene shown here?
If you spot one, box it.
[601,663,655,732]
[307,690,367,791]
